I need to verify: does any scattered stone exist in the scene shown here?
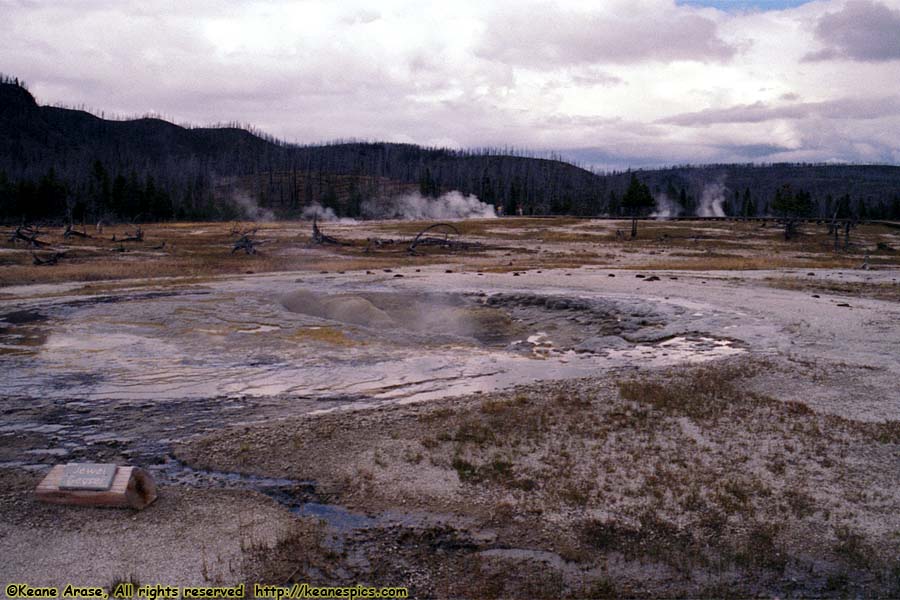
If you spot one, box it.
[393,274,404,278]
[645,276,660,282]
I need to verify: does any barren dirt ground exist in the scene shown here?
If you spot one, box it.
[1,217,899,598]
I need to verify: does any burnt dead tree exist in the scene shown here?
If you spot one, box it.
[843,219,856,250]
[63,224,91,239]
[407,223,481,255]
[119,225,144,242]
[828,210,840,252]
[311,215,348,246]
[232,234,260,255]
[10,225,50,248]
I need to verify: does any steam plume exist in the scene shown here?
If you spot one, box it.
[362,191,497,220]
[230,189,275,222]
[651,193,683,219]
[697,180,727,217]
[300,203,357,223]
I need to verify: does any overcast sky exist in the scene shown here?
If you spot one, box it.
[3,0,900,169]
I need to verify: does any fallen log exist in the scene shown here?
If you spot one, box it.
[32,251,66,266]
[364,237,398,253]
[35,463,157,510]
[63,224,91,239]
[10,225,50,247]
[408,223,482,254]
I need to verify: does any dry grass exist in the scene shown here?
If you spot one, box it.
[4,219,898,286]
[765,276,900,302]
[0,221,466,287]
[628,255,862,271]
[182,358,900,596]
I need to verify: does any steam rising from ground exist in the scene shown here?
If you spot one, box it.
[362,191,497,220]
[651,193,683,219]
[698,181,727,218]
[301,203,357,223]
[216,177,275,221]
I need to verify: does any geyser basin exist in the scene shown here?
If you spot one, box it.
[0,273,743,404]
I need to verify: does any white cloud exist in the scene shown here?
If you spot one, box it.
[1,0,899,167]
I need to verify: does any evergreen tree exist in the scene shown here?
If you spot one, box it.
[622,174,654,238]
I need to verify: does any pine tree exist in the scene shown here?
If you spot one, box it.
[622,174,655,238]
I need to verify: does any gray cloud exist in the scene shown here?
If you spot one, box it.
[805,0,900,62]
[476,3,737,67]
[1,0,899,167]
[660,96,900,126]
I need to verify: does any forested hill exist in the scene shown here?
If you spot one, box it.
[1,78,899,222]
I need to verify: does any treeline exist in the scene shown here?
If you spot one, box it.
[620,165,900,220]
[1,78,900,223]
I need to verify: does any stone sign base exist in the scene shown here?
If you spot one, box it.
[35,465,157,510]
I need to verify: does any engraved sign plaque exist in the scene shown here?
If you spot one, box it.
[58,463,117,491]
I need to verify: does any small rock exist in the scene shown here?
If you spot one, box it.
[812,294,820,298]
[393,274,404,278]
